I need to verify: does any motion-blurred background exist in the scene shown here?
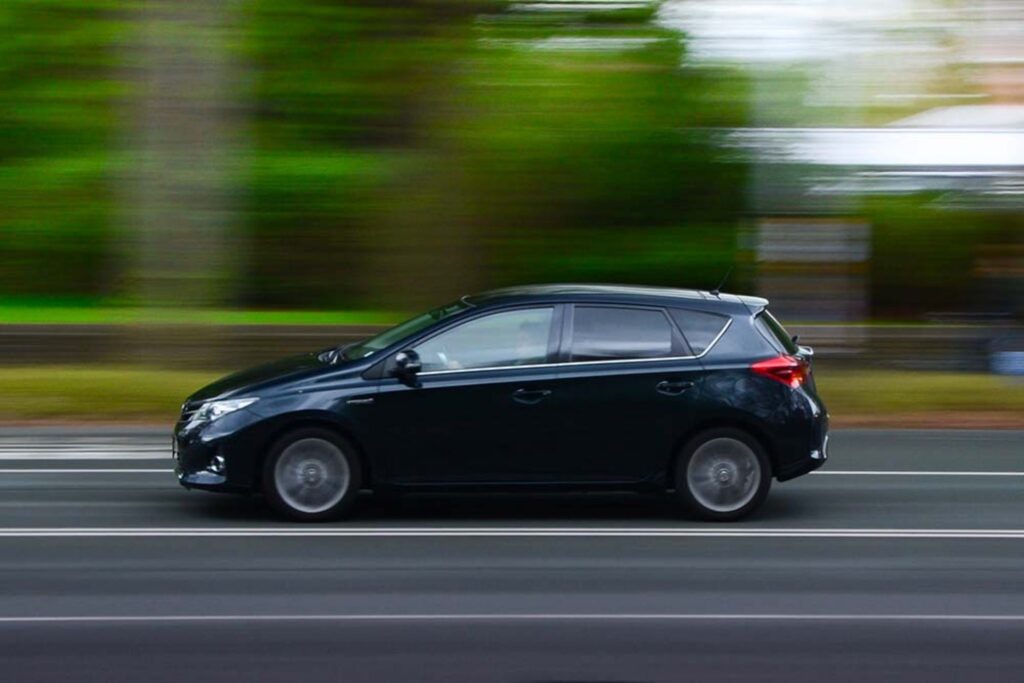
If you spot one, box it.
[0,0,1022,425]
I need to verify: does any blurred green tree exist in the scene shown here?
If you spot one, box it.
[0,0,750,313]
[0,0,121,302]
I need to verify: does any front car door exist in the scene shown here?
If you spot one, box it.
[545,304,705,485]
[366,306,563,485]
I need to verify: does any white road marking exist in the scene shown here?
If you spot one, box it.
[815,470,1024,476]
[2,467,1023,476]
[0,469,172,474]
[1,613,1024,624]
[1,527,1024,538]
[0,453,167,461]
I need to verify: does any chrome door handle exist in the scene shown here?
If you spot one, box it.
[512,388,551,405]
[656,380,693,396]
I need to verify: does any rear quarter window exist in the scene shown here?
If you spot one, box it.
[756,311,800,355]
[667,309,729,355]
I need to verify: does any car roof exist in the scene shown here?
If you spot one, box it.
[464,284,768,314]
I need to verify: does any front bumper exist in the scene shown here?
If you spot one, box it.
[173,430,231,491]
[173,410,263,493]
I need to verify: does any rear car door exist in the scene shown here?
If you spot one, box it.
[366,306,563,484]
[545,304,705,484]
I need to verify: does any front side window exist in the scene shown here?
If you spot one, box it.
[569,306,674,362]
[414,307,554,372]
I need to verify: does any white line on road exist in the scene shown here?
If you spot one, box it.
[1,527,1024,539]
[2,613,1024,624]
[0,469,172,474]
[0,455,167,459]
[816,471,1024,476]
[2,468,1023,476]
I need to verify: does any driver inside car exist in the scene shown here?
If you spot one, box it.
[430,319,548,371]
[512,321,547,366]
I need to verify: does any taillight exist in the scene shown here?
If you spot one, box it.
[751,355,809,389]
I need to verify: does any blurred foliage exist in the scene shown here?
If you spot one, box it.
[0,366,219,421]
[434,11,749,294]
[0,303,400,325]
[241,0,495,307]
[867,196,1024,317]
[816,369,1024,418]
[0,0,122,298]
[0,0,749,311]
[0,0,1016,320]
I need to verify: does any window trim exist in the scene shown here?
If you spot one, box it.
[415,308,732,376]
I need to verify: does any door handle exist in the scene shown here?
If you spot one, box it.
[512,388,552,405]
[656,379,693,396]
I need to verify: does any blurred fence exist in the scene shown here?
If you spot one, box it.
[1,323,1020,372]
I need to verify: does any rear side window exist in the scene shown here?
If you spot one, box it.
[756,311,799,354]
[668,309,729,355]
[569,307,674,362]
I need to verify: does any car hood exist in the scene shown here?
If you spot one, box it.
[187,352,332,403]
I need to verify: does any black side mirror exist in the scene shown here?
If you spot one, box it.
[392,349,422,387]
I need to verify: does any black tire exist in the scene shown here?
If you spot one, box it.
[674,428,771,522]
[262,427,363,522]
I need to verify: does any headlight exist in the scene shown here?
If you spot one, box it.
[191,397,258,424]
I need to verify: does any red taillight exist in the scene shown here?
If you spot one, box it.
[751,355,809,389]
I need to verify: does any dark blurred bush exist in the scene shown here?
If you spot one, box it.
[867,196,1024,318]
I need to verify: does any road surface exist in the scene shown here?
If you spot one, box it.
[0,428,1022,681]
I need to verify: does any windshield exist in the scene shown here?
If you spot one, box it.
[342,300,470,360]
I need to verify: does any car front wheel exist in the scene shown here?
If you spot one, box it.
[263,428,362,521]
[675,428,771,521]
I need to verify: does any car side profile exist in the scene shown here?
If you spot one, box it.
[174,284,828,521]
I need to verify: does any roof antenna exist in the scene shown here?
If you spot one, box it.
[709,265,733,297]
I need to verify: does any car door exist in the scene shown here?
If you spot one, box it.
[545,304,704,484]
[367,306,563,484]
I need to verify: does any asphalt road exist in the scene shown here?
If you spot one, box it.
[1,428,1023,682]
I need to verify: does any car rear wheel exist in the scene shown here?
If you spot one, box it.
[675,428,771,521]
[263,428,362,521]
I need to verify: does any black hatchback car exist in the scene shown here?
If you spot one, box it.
[174,284,828,521]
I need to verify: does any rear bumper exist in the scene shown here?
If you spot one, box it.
[775,418,829,482]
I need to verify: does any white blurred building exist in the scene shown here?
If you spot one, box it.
[661,0,1024,320]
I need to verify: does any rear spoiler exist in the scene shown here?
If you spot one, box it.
[702,291,768,315]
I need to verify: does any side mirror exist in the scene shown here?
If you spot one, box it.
[392,349,422,387]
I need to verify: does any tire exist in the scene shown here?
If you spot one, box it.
[674,428,771,521]
[262,428,363,522]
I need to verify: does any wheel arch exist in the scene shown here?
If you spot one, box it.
[665,418,778,490]
[255,415,374,491]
